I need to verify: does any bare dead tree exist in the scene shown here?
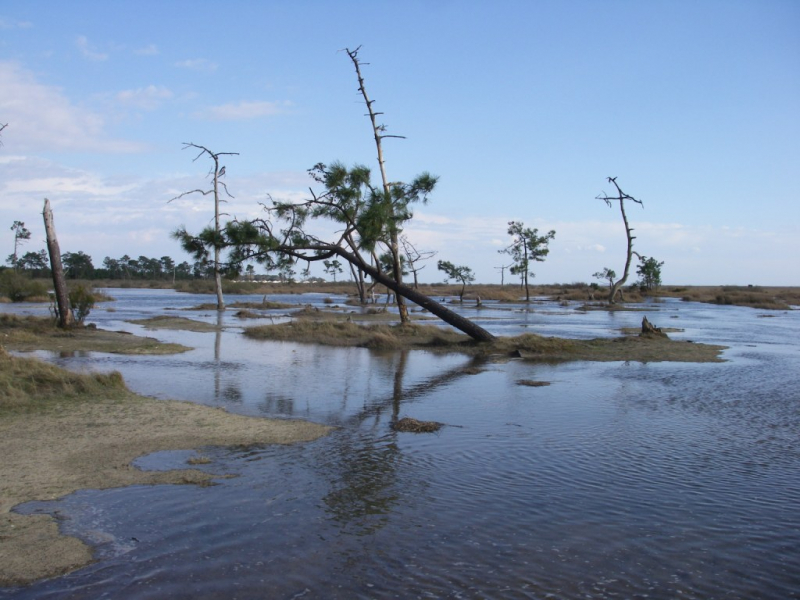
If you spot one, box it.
[596,177,644,304]
[170,143,239,310]
[0,122,7,145]
[346,46,416,323]
[495,263,513,286]
[42,199,74,328]
[400,235,436,289]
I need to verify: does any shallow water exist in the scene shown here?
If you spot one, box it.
[3,290,800,599]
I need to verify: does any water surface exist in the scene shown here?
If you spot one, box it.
[3,290,799,599]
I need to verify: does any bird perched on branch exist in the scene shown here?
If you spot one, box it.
[218,166,226,178]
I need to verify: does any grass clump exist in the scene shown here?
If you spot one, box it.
[666,286,798,310]
[392,417,443,433]
[244,320,468,350]
[243,318,726,363]
[128,315,219,332]
[0,347,129,412]
[0,314,190,355]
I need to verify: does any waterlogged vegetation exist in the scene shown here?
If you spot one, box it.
[0,314,190,354]
[128,315,220,332]
[244,318,726,362]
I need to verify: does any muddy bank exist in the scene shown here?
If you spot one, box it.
[0,350,330,587]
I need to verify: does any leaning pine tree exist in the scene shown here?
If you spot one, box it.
[174,49,494,343]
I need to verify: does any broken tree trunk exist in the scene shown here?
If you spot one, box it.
[641,316,667,337]
[42,198,74,328]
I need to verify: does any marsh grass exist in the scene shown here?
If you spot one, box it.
[660,285,799,310]
[187,300,294,310]
[0,347,129,413]
[244,320,726,362]
[0,314,190,354]
[128,315,219,332]
[392,417,443,433]
[245,320,468,350]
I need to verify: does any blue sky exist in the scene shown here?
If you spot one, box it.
[1,0,798,285]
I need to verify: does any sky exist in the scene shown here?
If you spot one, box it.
[0,0,798,285]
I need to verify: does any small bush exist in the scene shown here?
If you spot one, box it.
[68,284,96,323]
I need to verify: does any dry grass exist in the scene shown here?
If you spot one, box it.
[662,286,799,310]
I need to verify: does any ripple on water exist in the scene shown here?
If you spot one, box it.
[3,290,800,599]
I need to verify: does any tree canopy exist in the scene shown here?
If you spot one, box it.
[499,221,556,301]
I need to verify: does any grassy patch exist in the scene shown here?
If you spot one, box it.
[0,350,329,586]
[129,315,219,332]
[245,320,467,350]
[244,319,726,363]
[0,314,190,355]
[0,347,130,414]
[186,300,294,311]
[660,286,799,310]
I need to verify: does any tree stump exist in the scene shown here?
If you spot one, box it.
[641,316,667,337]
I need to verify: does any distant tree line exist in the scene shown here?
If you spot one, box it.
[5,249,216,281]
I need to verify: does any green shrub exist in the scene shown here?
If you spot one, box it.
[0,271,49,302]
[68,284,96,323]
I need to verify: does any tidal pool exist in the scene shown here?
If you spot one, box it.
[2,289,799,599]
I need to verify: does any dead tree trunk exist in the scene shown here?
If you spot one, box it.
[597,177,643,305]
[347,47,411,324]
[42,199,74,328]
[171,143,239,311]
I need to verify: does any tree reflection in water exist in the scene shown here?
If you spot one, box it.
[319,349,487,535]
[213,309,243,403]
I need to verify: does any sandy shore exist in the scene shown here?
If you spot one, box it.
[0,391,330,587]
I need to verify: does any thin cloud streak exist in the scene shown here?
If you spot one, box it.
[192,100,292,121]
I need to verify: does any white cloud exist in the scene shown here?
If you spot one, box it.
[134,44,159,56]
[0,61,145,153]
[192,100,292,121]
[76,35,108,61]
[116,85,173,110]
[0,17,32,29]
[174,58,217,72]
